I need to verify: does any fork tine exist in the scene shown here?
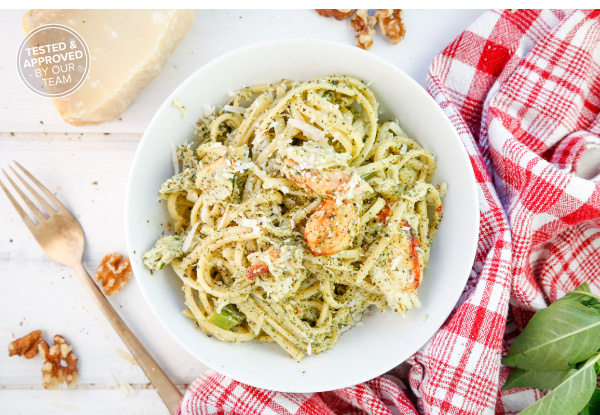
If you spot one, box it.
[0,176,37,232]
[13,161,67,212]
[9,165,57,215]
[2,169,48,222]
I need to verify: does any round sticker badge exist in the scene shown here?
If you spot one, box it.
[17,24,90,98]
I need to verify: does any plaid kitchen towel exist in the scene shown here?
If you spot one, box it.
[179,9,600,415]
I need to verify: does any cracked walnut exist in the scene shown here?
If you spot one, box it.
[8,330,43,359]
[95,252,133,296]
[38,335,79,390]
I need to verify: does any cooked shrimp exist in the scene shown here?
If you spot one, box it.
[246,262,268,281]
[281,160,371,199]
[365,227,423,313]
[305,198,357,256]
[370,222,423,300]
[390,227,422,292]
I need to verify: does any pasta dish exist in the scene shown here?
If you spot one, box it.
[143,75,444,360]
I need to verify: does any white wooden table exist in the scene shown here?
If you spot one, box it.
[0,9,485,414]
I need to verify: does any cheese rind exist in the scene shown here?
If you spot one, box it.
[22,10,195,126]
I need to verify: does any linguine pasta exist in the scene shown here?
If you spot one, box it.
[143,75,444,360]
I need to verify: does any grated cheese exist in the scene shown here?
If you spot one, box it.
[182,221,200,252]
[119,382,136,398]
[253,315,264,335]
[235,217,260,228]
[287,118,326,141]
[172,98,187,118]
[232,161,255,173]
[391,256,402,271]
[388,121,407,137]
[115,348,139,367]
[224,104,247,114]
[108,371,136,398]
[202,104,215,117]
[170,142,180,175]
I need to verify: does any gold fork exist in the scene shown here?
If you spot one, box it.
[0,161,182,414]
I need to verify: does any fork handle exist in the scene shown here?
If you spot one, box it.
[72,263,182,414]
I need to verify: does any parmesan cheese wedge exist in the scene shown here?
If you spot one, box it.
[22,10,194,126]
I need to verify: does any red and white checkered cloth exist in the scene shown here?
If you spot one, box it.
[179,9,600,415]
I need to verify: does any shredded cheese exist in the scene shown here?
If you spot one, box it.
[170,142,180,175]
[217,204,231,231]
[235,217,260,228]
[388,121,406,137]
[182,221,200,252]
[115,348,139,367]
[287,119,326,141]
[391,256,402,271]
[253,315,265,335]
[203,104,215,117]
[224,105,247,114]
[172,98,187,118]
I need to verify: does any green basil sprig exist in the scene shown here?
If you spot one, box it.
[502,283,600,415]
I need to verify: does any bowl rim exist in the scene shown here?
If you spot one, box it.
[124,38,480,392]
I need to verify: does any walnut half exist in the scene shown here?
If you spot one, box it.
[38,335,79,390]
[95,252,133,296]
[350,9,377,50]
[8,330,43,359]
[315,9,354,20]
[375,9,406,44]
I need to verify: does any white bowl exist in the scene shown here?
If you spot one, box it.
[125,39,479,393]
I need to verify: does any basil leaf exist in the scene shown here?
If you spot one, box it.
[580,388,600,415]
[561,283,591,297]
[559,283,600,308]
[502,368,572,391]
[519,355,599,415]
[502,301,600,370]
[585,303,600,313]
